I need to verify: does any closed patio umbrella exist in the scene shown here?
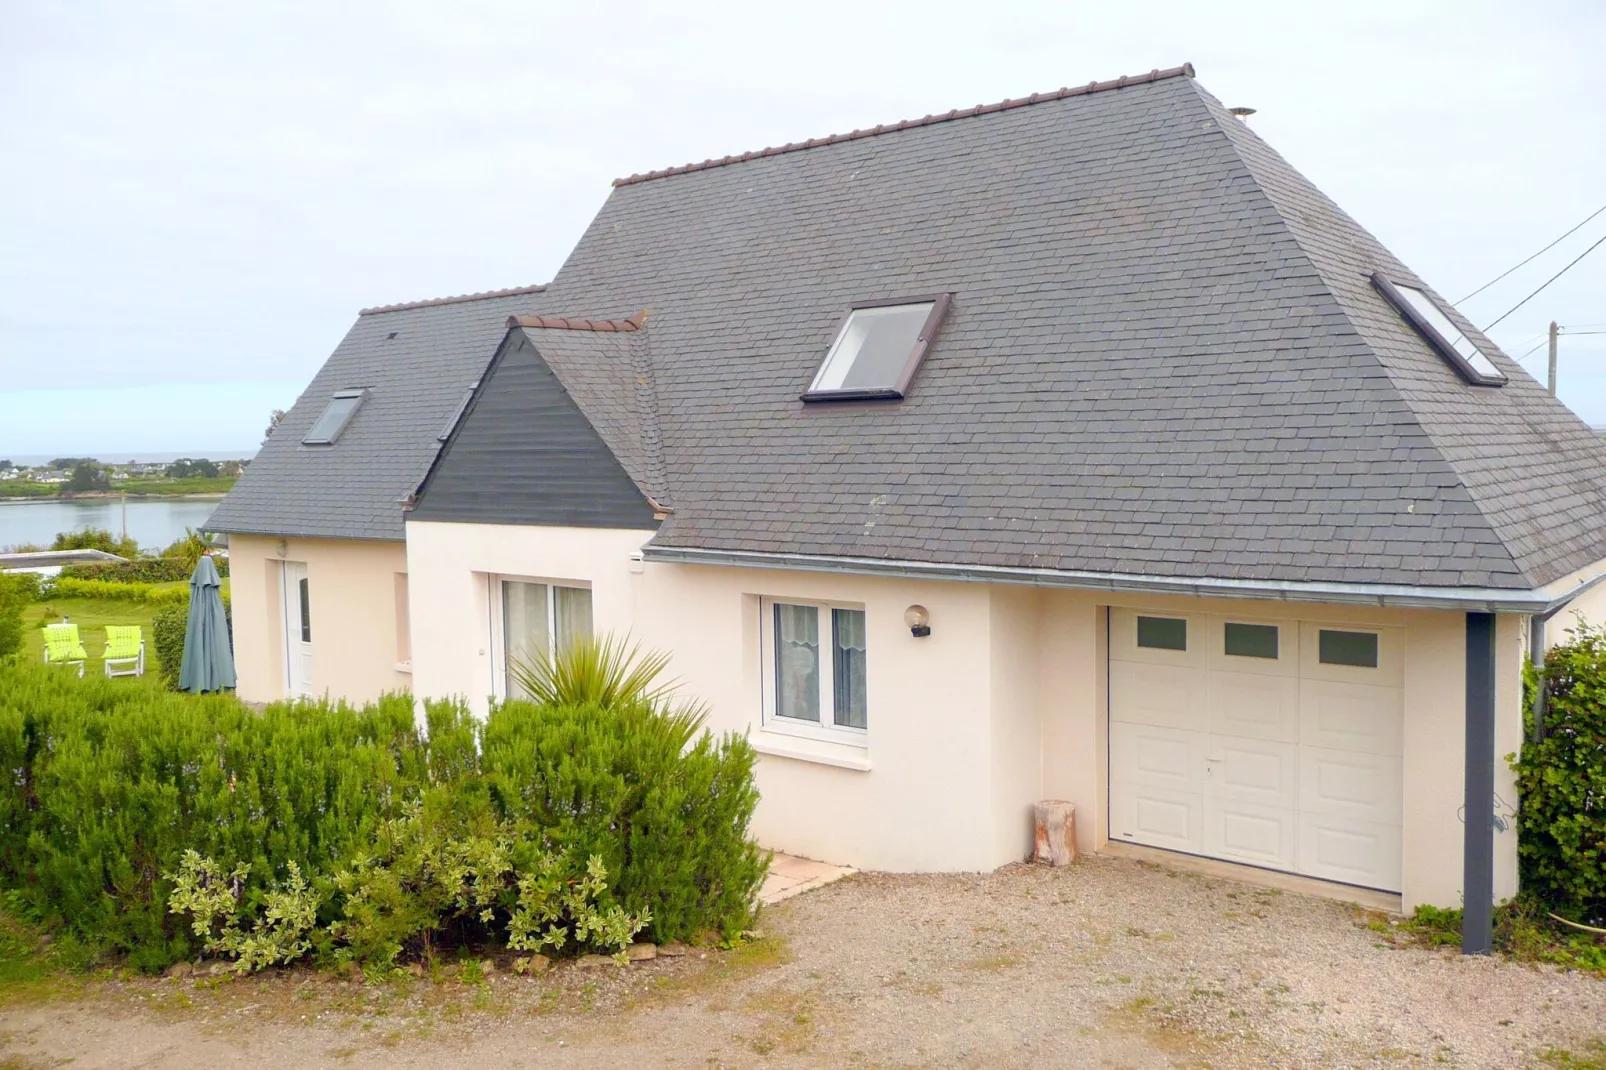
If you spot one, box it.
[179,554,236,693]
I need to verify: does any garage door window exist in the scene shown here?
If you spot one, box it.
[1224,622,1279,659]
[1136,616,1187,651]
[1318,629,1379,668]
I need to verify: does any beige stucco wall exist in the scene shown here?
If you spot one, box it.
[403,519,1527,906]
[227,534,412,705]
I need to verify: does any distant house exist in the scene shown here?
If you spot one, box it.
[211,65,1606,931]
[204,285,548,703]
[0,549,128,577]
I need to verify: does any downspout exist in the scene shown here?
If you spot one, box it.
[1467,595,1585,956]
[1526,598,1579,743]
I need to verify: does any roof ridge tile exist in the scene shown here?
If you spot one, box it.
[611,63,1193,187]
[510,310,649,332]
[358,284,548,316]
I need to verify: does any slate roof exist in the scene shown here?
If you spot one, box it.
[419,67,1606,591]
[205,286,546,541]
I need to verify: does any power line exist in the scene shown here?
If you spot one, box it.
[1458,201,1606,304]
[1481,232,1606,332]
[1515,338,1550,364]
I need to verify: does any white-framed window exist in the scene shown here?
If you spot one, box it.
[759,597,868,743]
[489,576,593,700]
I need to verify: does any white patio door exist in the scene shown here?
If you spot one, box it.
[281,561,313,697]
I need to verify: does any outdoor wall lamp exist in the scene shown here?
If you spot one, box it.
[904,605,931,638]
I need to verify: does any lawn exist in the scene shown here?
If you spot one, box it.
[23,597,162,678]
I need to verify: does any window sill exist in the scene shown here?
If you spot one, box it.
[751,734,871,772]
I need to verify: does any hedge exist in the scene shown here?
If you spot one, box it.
[0,645,764,972]
[48,576,193,606]
[4,572,44,602]
[1518,625,1606,926]
[59,557,228,584]
[0,572,24,660]
[150,596,234,690]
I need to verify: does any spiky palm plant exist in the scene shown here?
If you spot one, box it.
[507,633,708,751]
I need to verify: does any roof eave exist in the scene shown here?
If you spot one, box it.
[640,544,1606,615]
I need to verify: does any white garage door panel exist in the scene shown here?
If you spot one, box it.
[1110,722,1205,792]
[1110,661,1205,730]
[1208,736,1298,809]
[1205,797,1297,870]
[1300,747,1403,825]
[1109,613,1403,893]
[1110,782,1201,853]
[1299,680,1403,757]
[1299,814,1402,891]
[1209,671,1299,743]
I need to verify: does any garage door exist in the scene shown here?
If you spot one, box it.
[1108,609,1403,892]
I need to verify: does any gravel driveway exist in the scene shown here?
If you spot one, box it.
[2,855,1602,1068]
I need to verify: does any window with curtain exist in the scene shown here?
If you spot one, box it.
[774,603,821,723]
[766,599,868,740]
[500,579,592,699]
[832,608,867,729]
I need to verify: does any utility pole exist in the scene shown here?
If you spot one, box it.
[1548,321,1559,395]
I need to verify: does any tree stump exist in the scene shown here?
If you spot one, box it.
[1033,800,1077,866]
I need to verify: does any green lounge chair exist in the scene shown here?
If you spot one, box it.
[103,625,145,678]
[42,623,87,678]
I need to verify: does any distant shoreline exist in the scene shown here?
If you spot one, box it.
[0,493,228,505]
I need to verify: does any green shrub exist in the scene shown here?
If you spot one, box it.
[49,528,139,559]
[49,576,155,602]
[168,852,320,973]
[0,635,762,973]
[493,636,766,943]
[1395,900,1606,975]
[1518,625,1606,926]
[0,573,24,660]
[0,663,428,970]
[150,597,232,689]
[145,585,190,607]
[152,604,188,688]
[59,558,213,584]
[1,572,44,603]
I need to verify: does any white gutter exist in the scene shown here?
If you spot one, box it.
[641,545,1606,615]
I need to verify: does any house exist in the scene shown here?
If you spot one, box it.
[217,65,1606,940]
[203,284,547,702]
[0,549,129,577]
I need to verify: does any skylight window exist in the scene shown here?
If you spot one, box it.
[1372,273,1506,386]
[438,381,479,441]
[302,390,366,445]
[802,295,952,402]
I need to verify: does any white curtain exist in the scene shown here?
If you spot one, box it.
[553,586,594,658]
[774,603,820,722]
[502,581,549,699]
[832,608,867,729]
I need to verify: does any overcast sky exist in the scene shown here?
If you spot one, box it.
[2,0,1604,456]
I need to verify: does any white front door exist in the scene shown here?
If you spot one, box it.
[1108,609,1403,892]
[282,561,313,697]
